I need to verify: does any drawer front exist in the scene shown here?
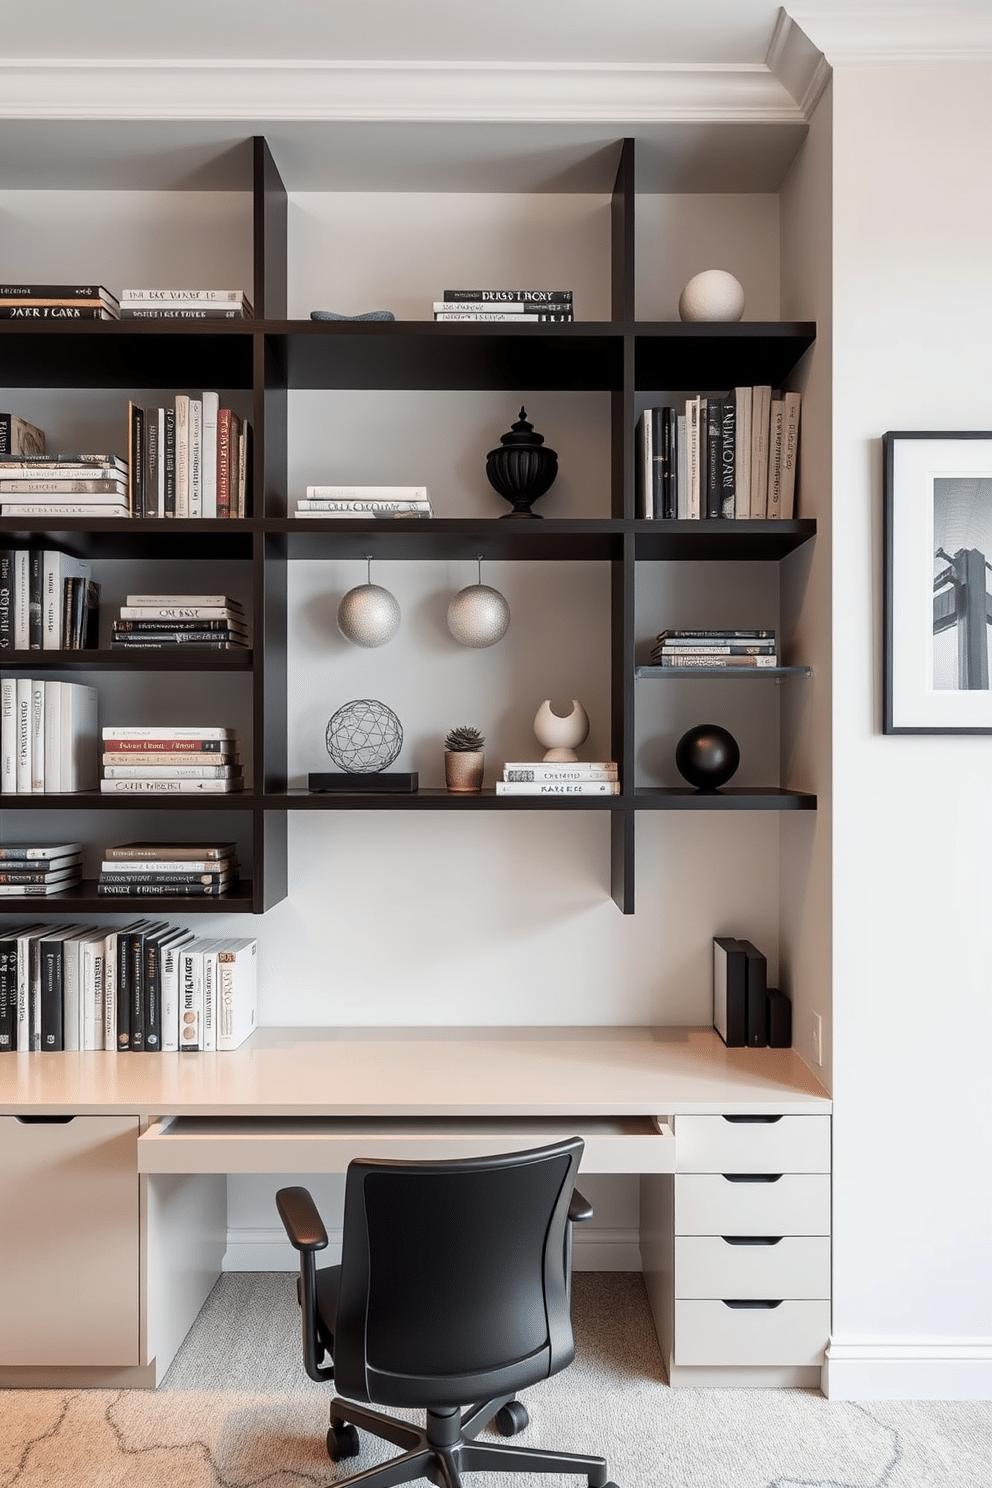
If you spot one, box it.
[675,1235,830,1299]
[674,1114,830,1173]
[674,1300,830,1366]
[675,1173,830,1236]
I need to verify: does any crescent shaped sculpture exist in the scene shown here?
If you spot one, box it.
[533,699,590,761]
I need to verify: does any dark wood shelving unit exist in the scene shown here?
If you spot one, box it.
[0,132,816,920]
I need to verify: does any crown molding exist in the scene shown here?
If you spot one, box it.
[0,57,808,125]
[786,5,992,64]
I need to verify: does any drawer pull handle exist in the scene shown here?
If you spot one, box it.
[15,1115,76,1124]
[721,1114,783,1124]
[722,1299,783,1310]
[722,1173,782,1183]
[721,1236,783,1246]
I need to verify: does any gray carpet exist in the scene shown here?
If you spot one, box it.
[1,1273,989,1488]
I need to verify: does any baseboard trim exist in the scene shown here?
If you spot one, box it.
[824,1341,992,1400]
[222,1226,642,1273]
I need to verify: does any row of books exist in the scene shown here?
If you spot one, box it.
[0,453,130,519]
[111,593,249,651]
[128,396,251,518]
[649,628,779,669]
[0,910,256,1053]
[0,842,82,897]
[0,680,98,794]
[293,485,434,519]
[636,387,801,521]
[0,285,251,321]
[713,935,792,1049]
[494,761,619,796]
[96,839,239,899]
[99,726,244,793]
[0,545,100,650]
[434,289,574,324]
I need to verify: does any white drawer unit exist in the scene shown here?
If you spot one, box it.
[674,1300,831,1366]
[675,1173,830,1235]
[674,1114,830,1173]
[675,1236,830,1299]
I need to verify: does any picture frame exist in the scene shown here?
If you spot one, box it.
[884,431,992,733]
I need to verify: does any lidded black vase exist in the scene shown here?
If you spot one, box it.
[486,407,558,519]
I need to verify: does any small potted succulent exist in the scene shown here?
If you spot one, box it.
[444,725,485,792]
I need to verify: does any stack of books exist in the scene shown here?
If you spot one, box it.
[0,546,100,651]
[0,411,46,456]
[0,918,256,1053]
[434,290,573,323]
[128,395,250,518]
[110,593,248,651]
[293,485,434,518]
[0,678,99,792]
[0,453,129,519]
[99,725,243,794]
[649,630,778,668]
[713,935,791,1049]
[0,841,84,900]
[0,283,119,321]
[118,289,252,320]
[96,840,239,900]
[636,388,801,521]
[495,761,619,796]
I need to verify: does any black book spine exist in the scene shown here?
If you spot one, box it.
[163,405,177,516]
[28,546,43,648]
[766,988,793,1048]
[0,935,16,1050]
[719,399,737,519]
[712,936,747,1048]
[130,927,146,1051]
[144,933,163,1051]
[39,934,64,1050]
[661,406,677,520]
[116,928,132,1050]
[738,939,768,1048]
[704,400,724,520]
[0,548,13,651]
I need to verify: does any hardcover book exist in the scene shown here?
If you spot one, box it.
[712,936,747,1047]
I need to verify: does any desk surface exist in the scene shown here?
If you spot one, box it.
[0,1026,830,1118]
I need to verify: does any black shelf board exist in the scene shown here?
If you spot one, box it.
[0,321,254,390]
[633,518,816,560]
[0,878,256,913]
[634,322,816,390]
[273,319,624,392]
[635,664,811,680]
[0,518,256,560]
[1,792,260,812]
[633,786,816,810]
[276,787,621,810]
[274,517,624,561]
[0,649,253,671]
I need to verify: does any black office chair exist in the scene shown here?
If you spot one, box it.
[276,1137,618,1488]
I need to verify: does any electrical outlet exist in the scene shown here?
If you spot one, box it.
[812,1012,823,1066]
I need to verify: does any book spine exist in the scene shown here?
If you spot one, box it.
[128,401,144,517]
[101,765,240,778]
[719,398,736,519]
[39,935,64,1050]
[144,406,161,518]
[0,548,12,650]
[442,290,573,302]
[179,946,202,1051]
[201,948,218,1051]
[129,928,145,1052]
[113,618,245,632]
[713,937,747,1047]
[201,391,218,519]
[119,307,245,319]
[143,934,163,1050]
[188,398,202,517]
[739,940,768,1048]
[766,398,786,519]
[99,778,243,793]
[0,936,16,1050]
[0,676,15,792]
[30,677,45,791]
[433,311,571,322]
[97,881,228,895]
[216,407,232,518]
[503,767,617,782]
[118,606,238,620]
[656,654,778,667]
[103,845,234,860]
[27,547,43,648]
[0,504,130,518]
[432,300,572,313]
[174,395,189,517]
[494,781,619,795]
[120,289,248,302]
[98,871,229,884]
[0,306,113,319]
[101,727,234,740]
[102,751,235,765]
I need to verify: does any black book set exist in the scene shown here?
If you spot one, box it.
[712,935,792,1048]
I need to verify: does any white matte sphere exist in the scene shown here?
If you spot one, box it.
[533,699,590,762]
[446,584,511,648]
[678,269,745,323]
[337,583,401,647]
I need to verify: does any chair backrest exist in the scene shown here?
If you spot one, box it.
[332,1136,583,1409]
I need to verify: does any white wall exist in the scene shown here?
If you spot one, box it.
[826,62,992,1399]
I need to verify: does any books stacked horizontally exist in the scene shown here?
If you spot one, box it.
[0,546,100,651]
[0,919,256,1053]
[495,760,619,796]
[293,485,434,518]
[0,453,129,519]
[119,288,252,320]
[0,842,84,900]
[649,630,778,669]
[434,290,573,323]
[0,283,119,321]
[636,388,801,521]
[111,593,248,651]
[128,395,250,518]
[96,840,239,899]
[100,725,243,793]
[0,679,98,793]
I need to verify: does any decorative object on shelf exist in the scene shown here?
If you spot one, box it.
[675,723,741,789]
[533,699,589,763]
[883,430,992,733]
[310,699,417,793]
[337,556,401,647]
[446,556,510,647]
[678,269,745,323]
[310,309,396,321]
[486,407,558,519]
[443,725,485,792]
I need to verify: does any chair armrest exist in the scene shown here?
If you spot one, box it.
[276,1186,329,1252]
[569,1188,594,1224]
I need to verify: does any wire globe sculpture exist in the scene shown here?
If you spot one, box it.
[325,699,403,774]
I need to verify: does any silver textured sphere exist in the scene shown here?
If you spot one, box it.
[325,699,403,773]
[337,582,401,647]
[446,583,510,648]
[678,269,745,323]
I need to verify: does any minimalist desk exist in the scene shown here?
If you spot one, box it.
[0,1026,830,1390]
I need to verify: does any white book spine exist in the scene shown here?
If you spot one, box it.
[30,678,45,792]
[494,780,620,795]
[304,486,429,499]
[216,940,257,1050]
[62,933,82,1051]
[100,725,234,739]
[179,944,203,1051]
[15,677,32,792]
[188,398,202,517]
[103,930,117,1051]
[200,391,219,519]
[99,778,242,793]
[174,395,189,517]
[43,677,62,792]
[201,945,218,1051]
[61,682,99,792]
[0,676,16,792]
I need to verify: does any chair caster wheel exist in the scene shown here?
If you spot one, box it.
[493,1400,529,1436]
[327,1423,361,1460]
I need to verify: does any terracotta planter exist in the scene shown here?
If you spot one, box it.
[444,749,484,792]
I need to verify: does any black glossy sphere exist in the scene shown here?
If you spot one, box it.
[675,724,740,790]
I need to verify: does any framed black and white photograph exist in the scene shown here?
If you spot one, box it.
[884,431,992,733]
